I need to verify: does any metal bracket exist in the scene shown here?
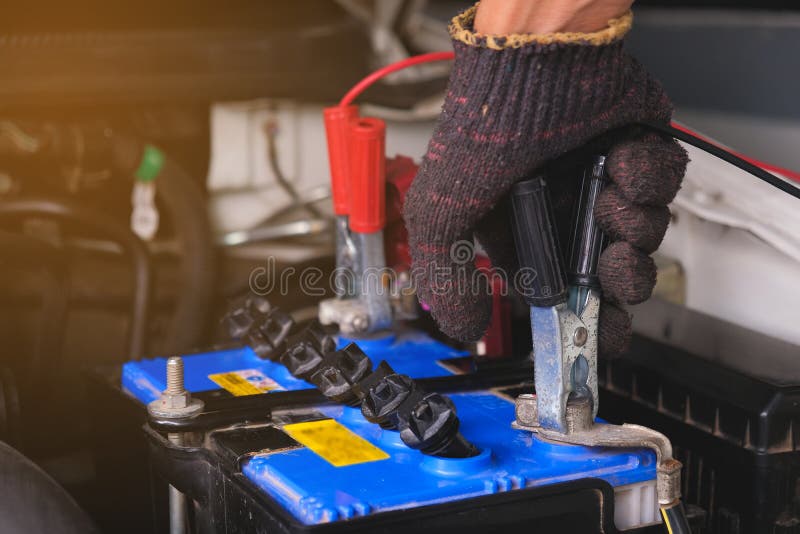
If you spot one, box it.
[319,298,371,335]
[514,394,682,506]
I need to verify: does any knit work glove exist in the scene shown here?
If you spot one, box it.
[403,7,688,355]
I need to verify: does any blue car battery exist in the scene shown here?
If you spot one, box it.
[143,384,662,533]
[123,325,661,533]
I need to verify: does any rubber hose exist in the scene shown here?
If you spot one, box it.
[0,231,69,388]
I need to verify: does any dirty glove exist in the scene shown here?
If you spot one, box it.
[403,7,688,354]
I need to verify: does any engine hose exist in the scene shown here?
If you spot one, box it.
[112,134,215,354]
[0,199,151,361]
[0,231,70,393]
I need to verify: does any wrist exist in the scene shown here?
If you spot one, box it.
[474,0,632,34]
[451,4,632,50]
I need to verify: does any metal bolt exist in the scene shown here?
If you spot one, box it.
[351,314,369,333]
[515,393,539,427]
[145,357,201,534]
[147,356,204,419]
[166,356,185,395]
[573,326,588,347]
[658,458,684,505]
[565,397,593,434]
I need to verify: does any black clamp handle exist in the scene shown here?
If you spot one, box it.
[510,177,568,307]
[567,156,608,289]
[510,157,608,306]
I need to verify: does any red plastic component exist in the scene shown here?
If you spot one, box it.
[484,285,513,359]
[348,117,386,233]
[384,155,417,269]
[324,105,359,215]
[475,256,513,359]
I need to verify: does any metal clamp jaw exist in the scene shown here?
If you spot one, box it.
[509,165,604,434]
[529,291,600,432]
[319,228,393,336]
[509,157,683,508]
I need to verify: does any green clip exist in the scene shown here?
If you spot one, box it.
[135,144,165,182]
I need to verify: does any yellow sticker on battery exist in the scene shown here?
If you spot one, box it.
[208,369,283,396]
[282,419,390,467]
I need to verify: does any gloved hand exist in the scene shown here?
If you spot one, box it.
[404,6,688,355]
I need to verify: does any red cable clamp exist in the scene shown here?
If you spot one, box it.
[324,105,359,216]
[348,117,386,234]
